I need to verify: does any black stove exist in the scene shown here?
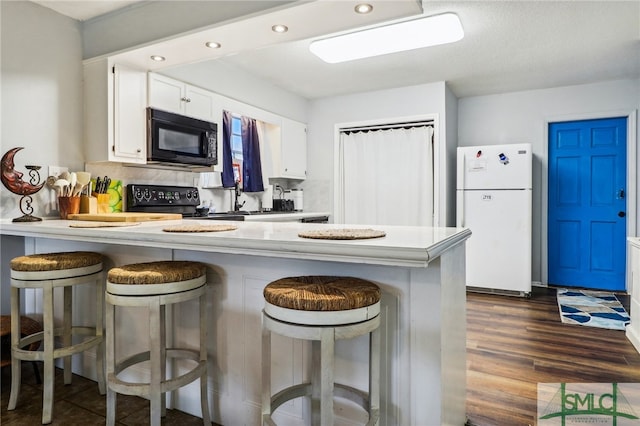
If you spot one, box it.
[126,184,246,221]
[127,184,201,216]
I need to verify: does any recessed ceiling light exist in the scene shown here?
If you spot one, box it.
[205,41,221,49]
[354,3,373,14]
[150,55,166,62]
[271,24,288,33]
[309,13,464,64]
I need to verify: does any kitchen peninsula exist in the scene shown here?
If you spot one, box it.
[0,219,470,426]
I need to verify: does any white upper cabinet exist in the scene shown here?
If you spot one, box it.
[148,73,215,121]
[84,60,146,164]
[278,118,307,179]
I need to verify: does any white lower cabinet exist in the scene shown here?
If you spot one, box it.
[84,60,147,164]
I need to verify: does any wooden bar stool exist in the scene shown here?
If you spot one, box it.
[105,261,210,426]
[262,276,381,426]
[8,251,106,424]
[1,315,43,383]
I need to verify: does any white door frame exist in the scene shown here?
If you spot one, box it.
[332,113,440,225]
[541,110,637,288]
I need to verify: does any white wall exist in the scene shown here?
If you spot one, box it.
[458,78,640,284]
[1,1,83,219]
[307,82,450,223]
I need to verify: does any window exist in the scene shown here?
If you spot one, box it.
[231,115,243,162]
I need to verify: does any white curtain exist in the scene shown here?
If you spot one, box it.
[341,126,434,226]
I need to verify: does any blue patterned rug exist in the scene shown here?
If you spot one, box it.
[557,288,630,331]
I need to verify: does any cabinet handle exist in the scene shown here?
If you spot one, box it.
[181,97,191,103]
[136,149,141,153]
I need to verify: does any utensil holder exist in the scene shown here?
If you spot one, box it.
[80,195,98,214]
[58,196,81,219]
[93,193,110,213]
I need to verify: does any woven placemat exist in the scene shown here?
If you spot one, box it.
[69,221,140,228]
[298,228,386,240]
[162,224,238,233]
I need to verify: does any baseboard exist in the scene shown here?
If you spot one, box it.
[466,286,530,298]
[626,327,640,355]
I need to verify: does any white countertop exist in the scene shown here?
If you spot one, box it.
[0,219,470,268]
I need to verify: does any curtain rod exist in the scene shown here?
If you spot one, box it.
[340,120,434,134]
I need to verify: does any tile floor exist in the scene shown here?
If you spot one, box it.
[1,361,214,425]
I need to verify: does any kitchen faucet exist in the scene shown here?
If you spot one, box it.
[234,182,245,212]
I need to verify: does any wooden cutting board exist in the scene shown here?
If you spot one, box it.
[67,212,182,222]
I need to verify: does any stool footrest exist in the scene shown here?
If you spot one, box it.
[12,327,102,362]
[109,348,206,397]
[266,383,377,424]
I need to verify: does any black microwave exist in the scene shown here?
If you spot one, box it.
[147,108,217,167]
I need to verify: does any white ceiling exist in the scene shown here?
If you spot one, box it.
[31,0,141,21]
[30,0,640,99]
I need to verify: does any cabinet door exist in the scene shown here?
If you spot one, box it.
[112,64,146,163]
[281,118,307,179]
[185,85,214,121]
[148,73,184,114]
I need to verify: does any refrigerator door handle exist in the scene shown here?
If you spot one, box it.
[458,152,465,227]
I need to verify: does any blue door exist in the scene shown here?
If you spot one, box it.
[548,117,627,290]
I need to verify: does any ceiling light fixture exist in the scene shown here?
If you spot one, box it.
[205,41,221,49]
[150,55,166,62]
[271,24,288,33]
[354,3,373,14]
[309,12,464,64]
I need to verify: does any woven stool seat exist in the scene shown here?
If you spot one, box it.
[8,251,105,424]
[264,276,381,326]
[107,261,207,297]
[264,276,380,311]
[105,261,210,426]
[262,276,381,426]
[11,251,102,271]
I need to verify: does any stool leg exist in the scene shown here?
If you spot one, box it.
[369,326,381,425]
[8,286,22,411]
[261,313,272,426]
[199,292,210,425]
[63,285,72,385]
[95,273,106,395]
[42,284,55,424]
[160,303,167,418]
[311,340,320,425]
[149,298,162,426]
[319,328,335,426]
[105,299,116,426]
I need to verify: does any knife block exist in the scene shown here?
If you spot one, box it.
[93,193,110,214]
[80,195,98,214]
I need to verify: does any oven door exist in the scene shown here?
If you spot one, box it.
[148,108,217,166]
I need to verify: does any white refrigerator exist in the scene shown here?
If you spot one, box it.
[456,143,532,295]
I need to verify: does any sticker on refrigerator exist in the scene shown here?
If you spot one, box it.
[468,160,487,172]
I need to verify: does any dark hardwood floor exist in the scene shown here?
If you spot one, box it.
[466,286,640,426]
[1,286,638,425]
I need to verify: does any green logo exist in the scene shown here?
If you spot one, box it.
[538,383,640,425]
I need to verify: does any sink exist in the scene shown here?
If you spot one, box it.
[190,213,246,221]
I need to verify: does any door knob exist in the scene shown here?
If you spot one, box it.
[619,211,626,218]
